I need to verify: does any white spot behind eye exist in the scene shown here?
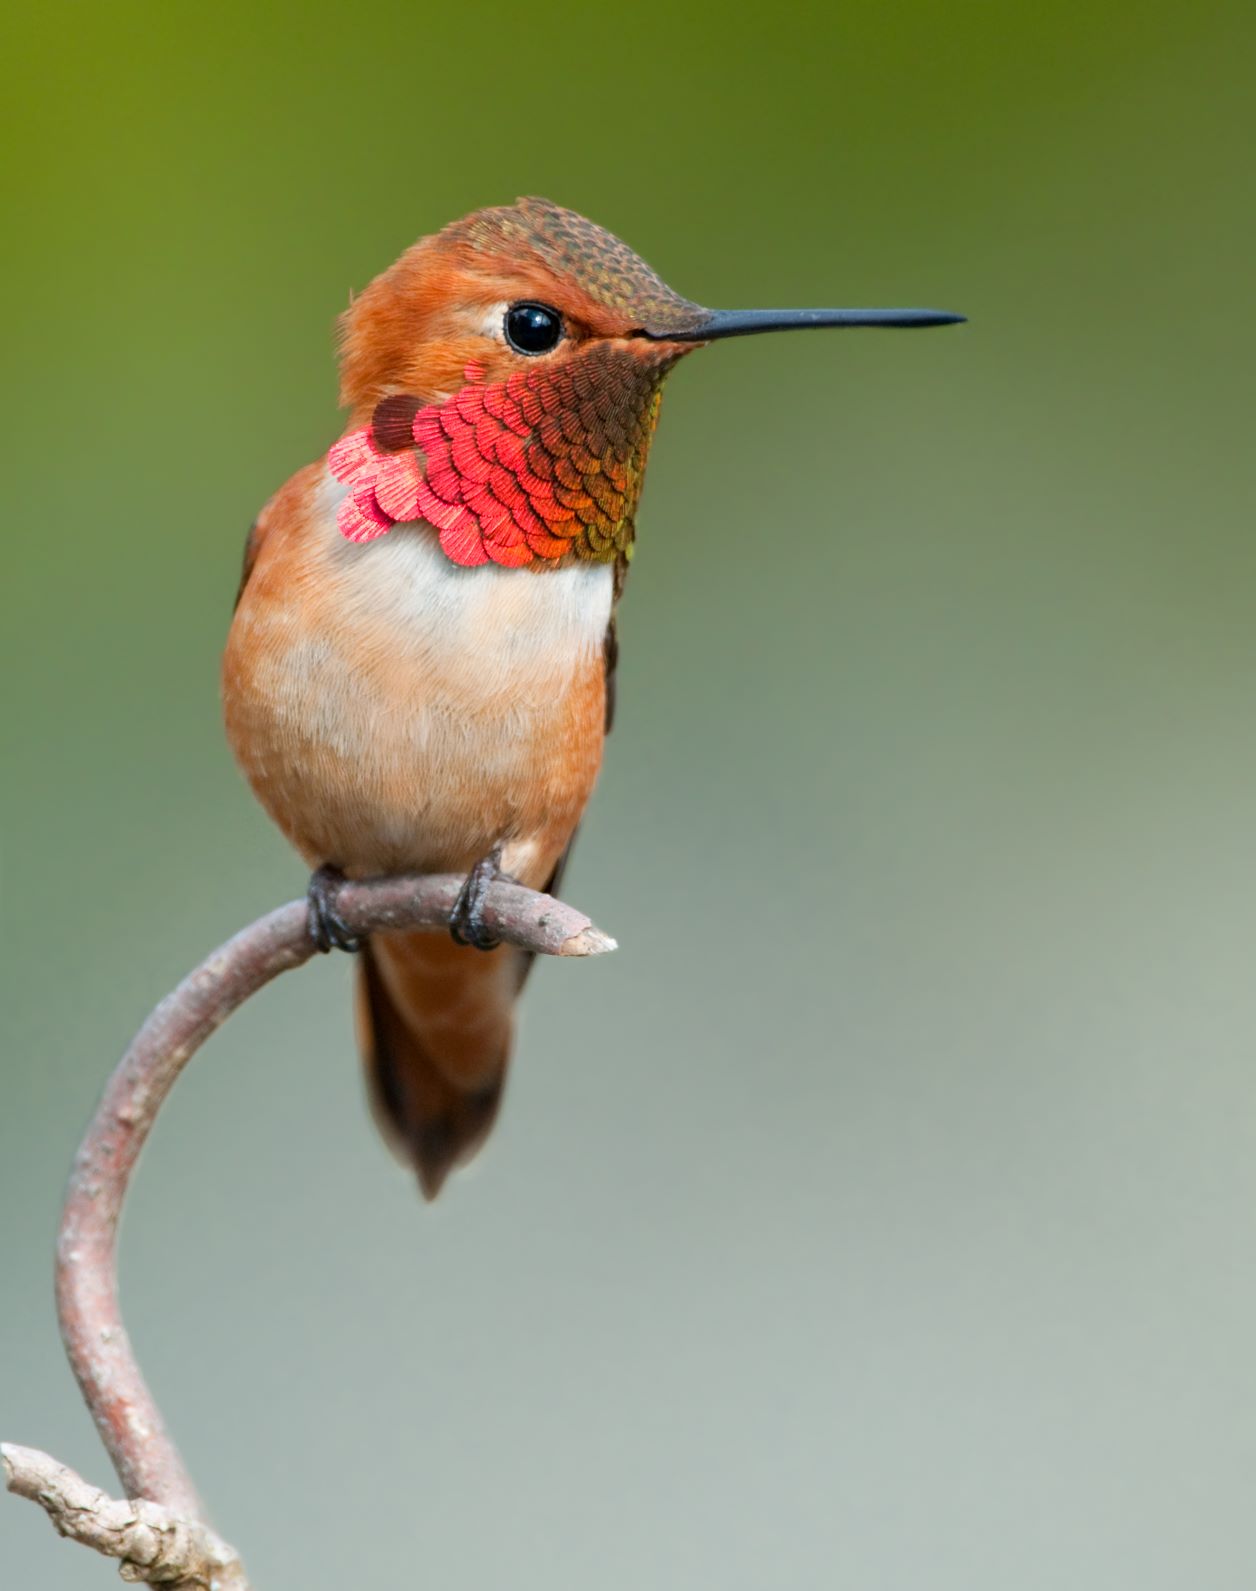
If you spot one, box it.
[479,302,510,340]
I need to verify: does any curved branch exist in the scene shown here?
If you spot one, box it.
[7,872,614,1584]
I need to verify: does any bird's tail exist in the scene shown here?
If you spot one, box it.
[355,930,524,1199]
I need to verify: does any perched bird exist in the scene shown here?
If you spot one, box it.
[222,197,962,1198]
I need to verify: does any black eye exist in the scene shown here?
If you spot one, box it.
[504,301,564,355]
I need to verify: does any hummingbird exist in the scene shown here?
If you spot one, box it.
[222,197,962,1198]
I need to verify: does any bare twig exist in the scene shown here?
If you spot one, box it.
[1,1444,245,1588]
[6,873,614,1584]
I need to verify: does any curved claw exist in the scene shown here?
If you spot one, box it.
[449,846,504,951]
[307,864,363,954]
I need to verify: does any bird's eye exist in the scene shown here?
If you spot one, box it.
[504,301,564,355]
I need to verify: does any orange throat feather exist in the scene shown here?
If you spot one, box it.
[328,342,680,569]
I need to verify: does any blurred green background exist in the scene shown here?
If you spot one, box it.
[4,1,1256,1585]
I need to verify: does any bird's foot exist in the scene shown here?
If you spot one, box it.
[449,846,505,951]
[307,864,363,954]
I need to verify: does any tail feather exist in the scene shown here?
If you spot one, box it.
[356,930,522,1199]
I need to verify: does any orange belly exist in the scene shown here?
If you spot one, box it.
[222,464,611,887]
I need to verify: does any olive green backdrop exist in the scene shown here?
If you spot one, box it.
[4,1,1255,1585]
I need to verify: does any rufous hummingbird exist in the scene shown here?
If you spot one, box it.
[222,197,962,1198]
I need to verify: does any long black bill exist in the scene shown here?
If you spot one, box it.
[648,306,965,342]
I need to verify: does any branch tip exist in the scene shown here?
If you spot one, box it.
[559,926,619,956]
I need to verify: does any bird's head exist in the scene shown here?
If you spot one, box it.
[329,197,962,565]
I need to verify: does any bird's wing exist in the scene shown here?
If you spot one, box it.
[233,515,264,611]
[513,613,618,994]
[231,470,301,611]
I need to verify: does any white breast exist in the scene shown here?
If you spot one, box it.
[229,468,615,877]
[315,470,614,697]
